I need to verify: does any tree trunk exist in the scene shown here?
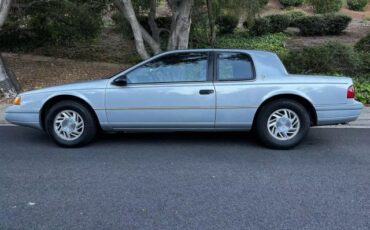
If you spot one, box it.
[115,0,150,59]
[206,0,216,47]
[0,0,20,98]
[0,0,11,25]
[167,0,194,50]
[148,0,160,43]
[114,0,161,58]
[0,54,19,98]
[237,12,246,29]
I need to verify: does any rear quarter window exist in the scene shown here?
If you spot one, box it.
[217,53,255,81]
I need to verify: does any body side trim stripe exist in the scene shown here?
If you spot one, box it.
[94,106,258,110]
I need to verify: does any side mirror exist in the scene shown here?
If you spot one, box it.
[112,75,128,86]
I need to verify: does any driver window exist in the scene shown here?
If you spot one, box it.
[126,52,208,84]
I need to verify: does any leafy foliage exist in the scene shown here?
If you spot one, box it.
[308,0,343,13]
[30,1,104,46]
[295,14,351,36]
[357,50,370,74]
[279,0,304,7]
[215,33,288,56]
[283,42,361,75]
[284,10,306,27]
[355,33,370,53]
[216,16,239,34]
[0,15,35,50]
[248,14,291,36]
[265,14,291,33]
[354,78,370,104]
[248,18,271,36]
[0,0,107,48]
[259,0,269,6]
[347,0,369,11]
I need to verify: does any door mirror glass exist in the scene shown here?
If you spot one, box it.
[113,75,128,86]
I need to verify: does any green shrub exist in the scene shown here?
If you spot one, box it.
[279,0,304,7]
[355,33,370,52]
[295,15,326,35]
[357,51,370,73]
[285,10,306,27]
[259,0,269,6]
[347,0,369,11]
[308,0,343,13]
[295,14,351,36]
[215,33,288,56]
[0,0,106,48]
[216,16,239,34]
[354,78,370,104]
[325,14,352,34]
[265,14,291,33]
[27,0,104,46]
[190,20,209,48]
[0,14,37,50]
[248,18,271,36]
[283,42,360,75]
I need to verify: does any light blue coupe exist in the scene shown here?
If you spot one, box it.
[5,49,363,149]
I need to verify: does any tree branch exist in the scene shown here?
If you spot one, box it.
[114,0,161,59]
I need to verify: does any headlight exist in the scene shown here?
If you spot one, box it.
[13,96,21,105]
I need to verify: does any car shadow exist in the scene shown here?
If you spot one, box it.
[96,131,262,147]
[2,126,331,153]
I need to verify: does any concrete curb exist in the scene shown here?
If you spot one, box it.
[1,103,370,128]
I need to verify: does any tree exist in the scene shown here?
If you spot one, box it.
[0,0,20,98]
[114,0,194,60]
[205,0,266,47]
[206,0,218,47]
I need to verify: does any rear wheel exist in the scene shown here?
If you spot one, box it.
[45,100,97,147]
[256,99,310,149]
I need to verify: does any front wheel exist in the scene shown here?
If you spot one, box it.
[45,100,97,147]
[256,99,311,149]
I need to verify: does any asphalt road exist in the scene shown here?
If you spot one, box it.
[1,127,370,230]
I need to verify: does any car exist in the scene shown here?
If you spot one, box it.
[5,49,363,149]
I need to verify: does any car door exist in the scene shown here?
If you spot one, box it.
[213,51,257,129]
[105,51,216,130]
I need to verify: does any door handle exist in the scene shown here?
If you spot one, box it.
[199,89,214,95]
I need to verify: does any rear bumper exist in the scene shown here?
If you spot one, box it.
[316,101,364,126]
[5,106,41,129]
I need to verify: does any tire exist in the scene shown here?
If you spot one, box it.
[45,100,97,147]
[255,99,310,149]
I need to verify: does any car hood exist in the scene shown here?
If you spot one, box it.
[21,79,109,96]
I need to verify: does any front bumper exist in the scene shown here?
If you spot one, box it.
[316,100,364,126]
[5,106,41,129]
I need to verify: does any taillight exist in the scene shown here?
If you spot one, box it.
[347,85,355,99]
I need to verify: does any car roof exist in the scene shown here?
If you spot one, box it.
[158,48,276,56]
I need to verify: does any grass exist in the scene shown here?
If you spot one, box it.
[215,32,289,56]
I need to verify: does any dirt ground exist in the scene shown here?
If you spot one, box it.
[30,29,139,64]
[3,53,127,93]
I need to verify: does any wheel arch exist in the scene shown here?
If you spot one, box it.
[253,94,318,127]
[39,95,101,131]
